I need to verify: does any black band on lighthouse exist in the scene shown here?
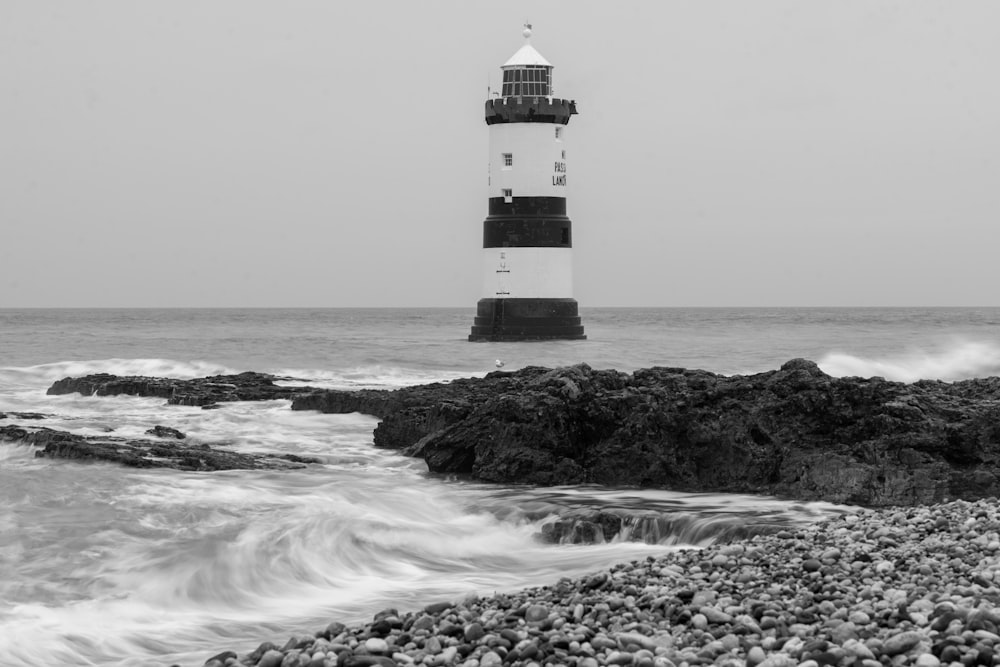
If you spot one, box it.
[487,197,566,217]
[484,98,578,125]
[468,298,586,341]
[483,218,572,248]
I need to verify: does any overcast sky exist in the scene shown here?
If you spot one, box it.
[2,1,998,307]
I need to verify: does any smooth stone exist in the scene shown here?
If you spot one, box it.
[424,602,453,615]
[437,647,458,666]
[464,623,485,642]
[364,638,388,654]
[915,654,941,667]
[593,636,619,651]
[700,607,733,624]
[759,656,797,667]
[525,604,549,624]
[480,652,502,667]
[326,623,348,638]
[747,646,767,666]
[607,651,635,665]
[618,633,659,652]
[883,632,923,656]
[412,615,436,632]
[257,650,285,667]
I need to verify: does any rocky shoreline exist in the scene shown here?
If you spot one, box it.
[195,498,1000,667]
[28,359,1000,505]
[9,361,1000,666]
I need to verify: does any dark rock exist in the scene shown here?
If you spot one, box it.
[0,425,320,471]
[44,360,1000,505]
[288,360,1000,506]
[146,425,186,439]
[323,622,348,639]
[0,411,47,420]
[423,601,453,615]
[802,559,823,572]
[203,650,236,666]
[368,619,393,637]
[342,656,395,667]
[247,642,281,665]
[464,622,485,642]
[47,371,317,407]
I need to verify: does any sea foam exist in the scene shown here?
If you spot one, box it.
[818,339,1000,382]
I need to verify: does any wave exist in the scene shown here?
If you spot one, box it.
[272,365,481,390]
[818,340,1000,382]
[0,359,474,397]
[0,358,241,388]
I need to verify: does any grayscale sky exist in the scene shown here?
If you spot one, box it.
[2,2,998,307]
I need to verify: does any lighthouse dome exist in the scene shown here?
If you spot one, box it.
[502,43,553,69]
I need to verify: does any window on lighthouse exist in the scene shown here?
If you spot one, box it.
[502,188,513,203]
[502,153,513,169]
[501,67,551,97]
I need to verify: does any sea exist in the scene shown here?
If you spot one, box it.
[2,306,1000,667]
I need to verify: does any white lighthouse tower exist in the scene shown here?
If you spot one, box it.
[468,25,586,341]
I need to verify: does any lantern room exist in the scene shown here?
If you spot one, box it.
[499,27,554,98]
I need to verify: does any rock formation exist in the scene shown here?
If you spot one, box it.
[292,359,1000,506]
[46,371,313,407]
[41,360,1000,505]
[0,424,320,471]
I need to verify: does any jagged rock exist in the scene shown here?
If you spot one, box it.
[43,360,1000,505]
[292,360,1000,506]
[146,425,186,439]
[0,425,320,471]
[47,371,315,407]
[0,411,48,420]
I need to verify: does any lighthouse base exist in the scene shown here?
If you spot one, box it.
[468,298,586,342]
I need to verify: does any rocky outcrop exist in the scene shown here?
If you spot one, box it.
[43,360,1000,505]
[292,360,1000,506]
[0,411,48,420]
[0,424,320,471]
[46,371,314,407]
[146,425,186,439]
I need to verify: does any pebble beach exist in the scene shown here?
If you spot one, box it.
[198,498,1000,667]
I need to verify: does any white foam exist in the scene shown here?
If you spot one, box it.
[273,365,482,390]
[819,339,1000,382]
[0,358,240,389]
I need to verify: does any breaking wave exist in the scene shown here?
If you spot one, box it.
[818,340,1000,382]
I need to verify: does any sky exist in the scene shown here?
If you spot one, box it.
[2,1,998,308]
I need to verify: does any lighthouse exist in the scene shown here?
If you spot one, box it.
[468,25,586,341]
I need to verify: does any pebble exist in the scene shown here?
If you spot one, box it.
[882,631,923,655]
[524,604,549,623]
[193,499,1000,667]
[479,652,502,667]
[915,654,941,667]
[363,638,388,654]
[747,646,767,666]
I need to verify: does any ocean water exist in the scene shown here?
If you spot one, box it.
[2,307,999,667]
